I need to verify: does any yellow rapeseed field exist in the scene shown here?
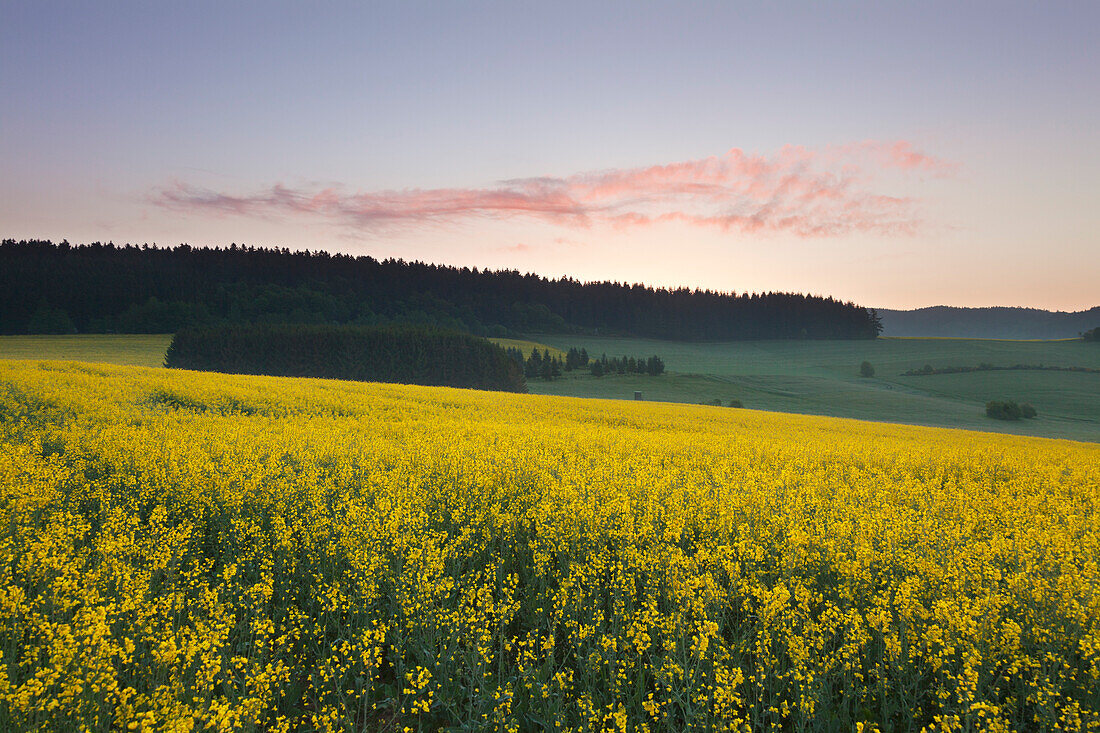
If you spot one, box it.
[1,360,1098,732]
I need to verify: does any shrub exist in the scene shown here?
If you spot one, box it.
[165,324,527,392]
[986,400,1023,421]
[1021,403,1037,419]
[728,399,744,408]
[859,361,874,378]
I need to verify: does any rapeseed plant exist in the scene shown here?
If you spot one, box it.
[0,360,1097,731]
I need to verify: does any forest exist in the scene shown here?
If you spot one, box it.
[0,239,882,340]
[164,324,527,392]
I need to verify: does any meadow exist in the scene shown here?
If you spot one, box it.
[530,336,1100,442]
[1,359,1098,731]
[4,334,1095,441]
[0,334,172,369]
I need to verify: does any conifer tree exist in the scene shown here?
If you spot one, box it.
[524,348,541,379]
[565,347,579,371]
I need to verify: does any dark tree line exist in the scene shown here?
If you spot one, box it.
[165,324,527,393]
[1,239,882,339]
[503,346,666,380]
[903,363,1100,376]
[588,353,665,377]
[508,348,564,381]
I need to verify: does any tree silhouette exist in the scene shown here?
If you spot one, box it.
[1,239,884,340]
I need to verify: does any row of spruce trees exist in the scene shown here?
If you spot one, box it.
[0,239,883,339]
[165,324,527,393]
[505,347,666,380]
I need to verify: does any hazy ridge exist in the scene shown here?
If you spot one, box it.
[877,306,1100,339]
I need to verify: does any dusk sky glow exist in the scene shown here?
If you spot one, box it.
[2,1,1097,310]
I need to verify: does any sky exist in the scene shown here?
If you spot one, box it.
[1,1,1097,310]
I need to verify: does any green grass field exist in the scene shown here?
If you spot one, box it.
[529,334,1100,442]
[0,334,173,368]
[2,333,1097,441]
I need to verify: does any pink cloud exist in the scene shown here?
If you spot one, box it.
[151,141,953,238]
[837,140,960,175]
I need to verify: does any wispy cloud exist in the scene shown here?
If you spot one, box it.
[150,141,953,238]
[839,140,959,175]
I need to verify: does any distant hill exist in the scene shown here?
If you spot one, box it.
[876,306,1100,339]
